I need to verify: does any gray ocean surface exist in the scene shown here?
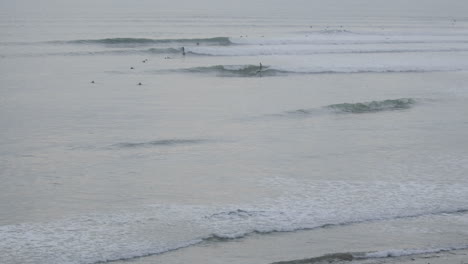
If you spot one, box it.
[1,1,468,263]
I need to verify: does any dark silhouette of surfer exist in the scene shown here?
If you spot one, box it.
[181,47,185,55]
[257,63,263,76]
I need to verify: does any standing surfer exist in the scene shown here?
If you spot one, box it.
[257,62,263,76]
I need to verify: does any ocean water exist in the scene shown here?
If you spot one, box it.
[1,1,468,264]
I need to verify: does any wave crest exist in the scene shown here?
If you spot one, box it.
[179,65,286,77]
[326,98,416,113]
[60,37,231,46]
[285,98,416,117]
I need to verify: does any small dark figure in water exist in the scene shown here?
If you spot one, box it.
[138,82,142,86]
[257,63,263,76]
[142,59,148,63]
[181,47,185,56]
[91,80,95,84]
[196,42,199,46]
[130,67,134,69]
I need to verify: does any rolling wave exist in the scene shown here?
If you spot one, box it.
[54,37,232,45]
[327,98,416,113]
[286,98,416,117]
[178,65,286,77]
[175,65,457,77]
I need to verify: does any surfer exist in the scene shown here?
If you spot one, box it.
[138,82,142,86]
[91,80,95,84]
[181,47,185,56]
[257,63,263,76]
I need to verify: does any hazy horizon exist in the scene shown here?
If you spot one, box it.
[1,0,468,18]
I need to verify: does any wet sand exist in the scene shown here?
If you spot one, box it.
[271,249,468,264]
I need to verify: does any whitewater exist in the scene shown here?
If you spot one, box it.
[1,1,468,264]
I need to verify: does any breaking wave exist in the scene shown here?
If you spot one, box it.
[2,191,467,264]
[327,98,416,113]
[287,98,416,116]
[178,65,287,77]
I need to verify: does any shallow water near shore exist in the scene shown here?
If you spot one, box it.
[1,1,468,264]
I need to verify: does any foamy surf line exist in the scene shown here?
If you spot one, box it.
[2,204,467,264]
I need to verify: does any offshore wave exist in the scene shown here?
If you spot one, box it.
[53,37,232,45]
[187,46,468,56]
[286,98,417,116]
[112,139,205,149]
[172,64,460,77]
[34,47,468,58]
[327,98,416,113]
[178,64,287,77]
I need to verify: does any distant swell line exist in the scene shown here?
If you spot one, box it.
[112,139,205,149]
[3,47,468,59]
[187,48,468,56]
[172,65,461,77]
[53,37,232,45]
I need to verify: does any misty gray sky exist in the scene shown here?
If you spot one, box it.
[1,0,467,18]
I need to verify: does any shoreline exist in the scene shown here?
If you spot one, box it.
[271,248,468,264]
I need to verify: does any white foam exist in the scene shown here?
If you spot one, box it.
[2,180,468,264]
